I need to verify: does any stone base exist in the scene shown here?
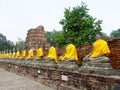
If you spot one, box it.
[0,59,120,90]
[79,56,114,76]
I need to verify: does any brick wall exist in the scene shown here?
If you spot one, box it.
[107,39,120,68]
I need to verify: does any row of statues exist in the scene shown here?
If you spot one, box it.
[0,32,111,65]
[0,42,78,64]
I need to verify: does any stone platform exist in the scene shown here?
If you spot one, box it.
[0,59,120,90]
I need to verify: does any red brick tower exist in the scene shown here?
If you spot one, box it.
[26,25,49,50]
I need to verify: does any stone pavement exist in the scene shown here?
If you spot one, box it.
[0,68,55,90]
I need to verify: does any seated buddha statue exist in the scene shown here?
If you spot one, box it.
[83,31,110,62]
[79,32,113,75]
[12,51,16,58]
[46,43,58,64]
[15,51,20,59]
[59,37,78,62]
[8,51,12,59]
[27,47,34,60]
[35,44,44,60]
[20,49,26,59]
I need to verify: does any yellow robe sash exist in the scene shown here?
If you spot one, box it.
[27,49,34,59]
[90,39,110,57]
[8,52,12,58]
[61,44,78,62]
[36,48,43,58]
[46,46,58,64]
[16,51,20,58]
[12,52,16,58]
[21,50,26,58]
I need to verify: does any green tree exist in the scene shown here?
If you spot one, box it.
[0,41,14,51]
[0,33,14,51]
[110,29,120,39]
[45,30,66,47]
[59,3,102,46]
[45,31,54,43]
[15,38,25,51]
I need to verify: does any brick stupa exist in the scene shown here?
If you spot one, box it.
[26,25,49,50]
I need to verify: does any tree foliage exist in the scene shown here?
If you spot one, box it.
[59,3,102,46]
[0,33,14,51]
[0,41,14,51]
[45,30,66,47]
[110,29,120,39]
[45,3,103,47]
[15,38,26,51]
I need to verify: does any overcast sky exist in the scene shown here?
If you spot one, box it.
[0,0,120,43]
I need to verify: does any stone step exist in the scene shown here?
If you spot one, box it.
[82,62,112,68]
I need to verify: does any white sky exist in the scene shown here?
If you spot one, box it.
[0,0,120,43]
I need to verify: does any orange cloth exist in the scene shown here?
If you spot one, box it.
[61,44,78,62]
[90,39,110,57]
[46,46,58,64]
